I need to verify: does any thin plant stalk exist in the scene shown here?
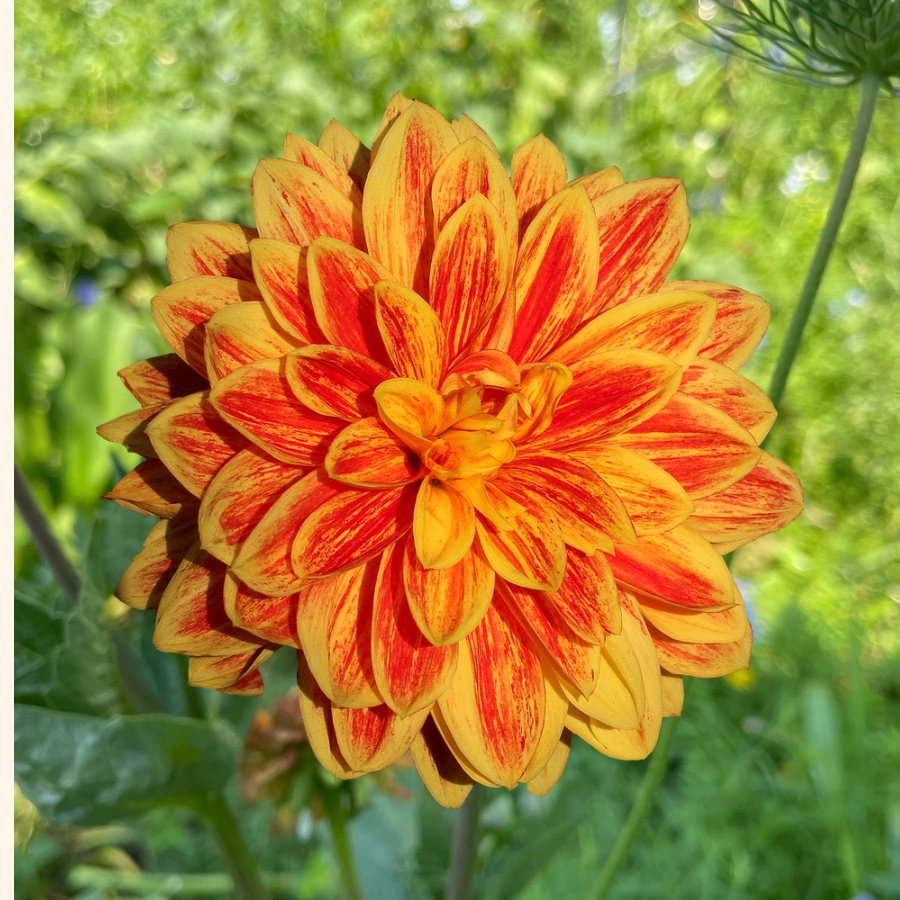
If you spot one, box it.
[445,784,485,900]
[590,717,680,900]
[765,70,881,422]
[201,795,270,900]
[322,788,363,900]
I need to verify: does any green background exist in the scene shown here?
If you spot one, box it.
[14,0,900,898]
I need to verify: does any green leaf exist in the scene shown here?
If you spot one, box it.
[14,705,240,826]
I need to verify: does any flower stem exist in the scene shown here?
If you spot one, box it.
[322,788,362,900]
[765,71,881,422]
[590,717,680,900]
[445,783,484,900]
[201,794,270,900]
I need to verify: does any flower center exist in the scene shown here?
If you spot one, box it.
[421,386,518,481]
[373,378,524,486]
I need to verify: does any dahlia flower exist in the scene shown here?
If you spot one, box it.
[100,94,802,807]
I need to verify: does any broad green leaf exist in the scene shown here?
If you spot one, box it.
[14,706,240,826]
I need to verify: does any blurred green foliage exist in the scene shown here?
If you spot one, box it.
[14,0,900,898]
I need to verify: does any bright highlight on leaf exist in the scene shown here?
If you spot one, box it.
[99,93,803,806]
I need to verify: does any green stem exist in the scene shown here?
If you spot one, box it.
[765,71,881,423]
[201,794,270,900]
[69,866,299,897]
[322,788,362,900]
[591,717,680,900]
[445,783,484,900]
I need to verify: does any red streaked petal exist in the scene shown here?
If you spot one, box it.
[297,653,361,779]
[678,357,777,443]
[609,393,762,499]
[325,417,421,487]
[166,221,257,283]
[410,717,474,809]
[146,391,247,497]
[151,276,259,378]
[283,132,362,203]
[527,730,573,797]
[154,545,261,657]
[650,618,753,678]
[414,477,475,569]
[98,404,164,458]
[573,446,694,536]
[503,453,635,554]
[374,280,446,387]
[585,595,663,760]
[687,451,803,548]
[115,514,197,611]
[198,446,304,565]
[550,289,716,368]
[318,118,371,192]
[188,647,274,691]
[608,524,737,611]
[370,91,415,160]
[567,166,625,200]
[560,607,645,730]
[252,158,364,248]
[432,136,518,258]
[661,280,771,370]
[117,354,208,408]
[284,343,392,420]
[430,705,501,786]
[511,363,572,443]
[209,357,343,466]
[638,590,749,644]
[223,574,302,648]
[203,301,299,384]
[501,581,601,696]
[371,543,459,716]
[661,670,684,717]
[402,533,495,646]
[475,501,566,592]
[437,597,547,789]
[292,483,418,579]
[591,178,689,315]
[545,548,621,642]
[507,186,599,363]
[232,469,343,596]
[511,134,568,235]
[250,238,325,343]
[530,350,682,451]
[363,101,459,297]
[331,703,431,774]
[373,378,444,453]
[429,194,509,362]
[102,459,197,519]
[296,560,383,708]
[306,237,393,365]
[450,115,501,157]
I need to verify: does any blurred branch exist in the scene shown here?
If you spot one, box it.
[765,70,882,423]
[14,463,80,602]
[445,784,484,900]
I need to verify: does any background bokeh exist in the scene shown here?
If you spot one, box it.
[14,1,900,898]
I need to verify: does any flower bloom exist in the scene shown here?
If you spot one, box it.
[100,94,803,806]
